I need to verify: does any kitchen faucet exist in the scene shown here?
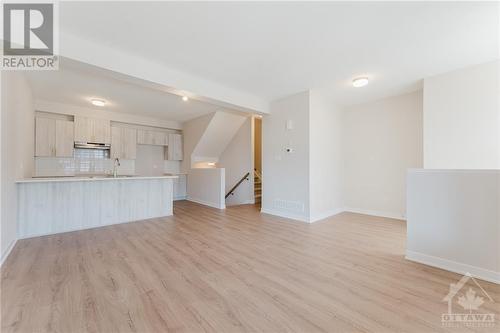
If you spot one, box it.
[113,158,120,177]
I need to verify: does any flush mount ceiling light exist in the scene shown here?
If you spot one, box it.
[182,96,189,102]
[352,77,369,88]
[91,99,106,107]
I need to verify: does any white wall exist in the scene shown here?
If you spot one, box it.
[262,90,422,222]
[261,91,310,221]
[423,60,500,169]
[219,117,254,206]
[1,72,35,264]
[343,91,423,219]
[406,169,500,283]
[191,111,246,166]
[181,113,215,172]
[187,168,225,209]
[309,90,343,221]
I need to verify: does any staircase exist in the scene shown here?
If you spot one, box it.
[254,170,262,204]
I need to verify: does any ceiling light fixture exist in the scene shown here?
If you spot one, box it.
[207,162,216,166]
[352,77,369,88]
[182,96,189,102]
[91,99,106,107]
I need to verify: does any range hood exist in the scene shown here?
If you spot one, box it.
[74,142,111,150]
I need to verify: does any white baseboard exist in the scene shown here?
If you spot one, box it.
[187,197,225,209]
[174,196,187,201]
[261,206,402,224]
[260,208,310,223]
[406,250,500,285]
[0,239,18,267]
[260,207,343,223]
[343,207,405,220]
[309,208,344,223]
[226,199,255,206]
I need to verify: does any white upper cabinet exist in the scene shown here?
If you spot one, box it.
[137,129,151,145]
[137,129,168,146]
[55,120,75,157]
[35,117,74,157]
[36,114,180,162]
[35,117,56,157]
[167,133,183,160]
[74,116,111,144]
[111,126,137,159]
[153,131,168,145]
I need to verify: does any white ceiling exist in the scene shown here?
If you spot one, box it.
[25,60,223,122]
[60,1,499,106]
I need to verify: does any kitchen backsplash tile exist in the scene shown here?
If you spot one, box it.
[35,153,180,177]
[35,157,135,176]
[35,157,76,177]
[164,160,181,174]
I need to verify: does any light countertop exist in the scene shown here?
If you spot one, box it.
[16,175,178,184]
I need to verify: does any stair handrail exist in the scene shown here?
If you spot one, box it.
[225,172,250,199]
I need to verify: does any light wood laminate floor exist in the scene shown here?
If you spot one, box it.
[2,201,499,332]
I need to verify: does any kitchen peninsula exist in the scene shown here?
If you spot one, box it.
[16,175,177,238]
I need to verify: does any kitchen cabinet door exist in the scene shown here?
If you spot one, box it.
[153,131,167,145]
[137,129,153,145]
[74,116,90,142]
[110,126,122,159]
[111,127,137,159]
[122,127,137,159]
[173,174,187,199]
[138,129,167,146]
[74,116,110,143]
[167,133,183,160]
[92,118,111,144]
[55,120,74,157]
[35,117,56,157]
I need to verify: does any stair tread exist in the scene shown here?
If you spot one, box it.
[254,174,262,202]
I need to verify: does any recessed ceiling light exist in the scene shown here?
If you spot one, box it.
[207,162,216,166]
[91,99,106,107]
[182,96,189,102]
[352,77,369,88]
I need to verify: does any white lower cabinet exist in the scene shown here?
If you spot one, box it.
[173,174,187,200]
